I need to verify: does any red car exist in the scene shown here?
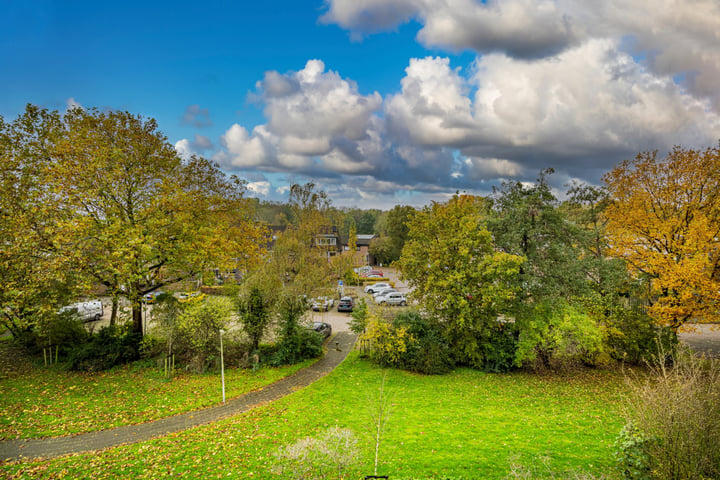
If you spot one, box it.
[361,269,384,278]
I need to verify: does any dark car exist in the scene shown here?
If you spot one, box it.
[309,321,332,339]
[337,296,354,312]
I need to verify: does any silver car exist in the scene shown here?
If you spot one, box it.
[375,292,408,306]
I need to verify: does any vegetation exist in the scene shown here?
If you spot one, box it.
[603,145,720,330]
[619,348,720,479]
[0,342,312,439]
[0,353,628,479]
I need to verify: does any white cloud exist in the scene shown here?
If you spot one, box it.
[246,181,271,196]
[322,0,720,107]
[65,97,83,111]
[174,139,193,160]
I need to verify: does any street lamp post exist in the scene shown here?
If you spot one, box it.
[219,329,226,404]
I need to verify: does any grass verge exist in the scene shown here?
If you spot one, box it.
[0,350,314,440]
[1,352,628,479]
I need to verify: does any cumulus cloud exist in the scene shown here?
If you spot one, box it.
[322,0,578,58]
[207,1,720,206]
[181,104,213,128]
[322,0,720,106]
[246,181,271,196]
[216,59,384,175]
[65,97,83,111]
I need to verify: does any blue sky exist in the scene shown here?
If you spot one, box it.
[2,0,719,208]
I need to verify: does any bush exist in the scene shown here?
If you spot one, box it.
[272,295,323,366]
[66,324,141,372]
[349,297,369,334]
[477,321,519,373]
[362,311,454,375]
[393,311,454,374]
[273,427,360,480]
[174,296,233,372]
[601,303,677,365]
[620,347,720,479]
[515,301,607,370]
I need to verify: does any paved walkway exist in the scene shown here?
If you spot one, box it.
[0,331,357,462]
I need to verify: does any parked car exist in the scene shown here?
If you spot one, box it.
[361,269,384,278]
[178,291,206,303]
[308,321,332,339]
[337,296,354,312]
[143,291,165,304]
[364,282,391,294]
[354,266,373,275]
[375,292,408,306]
[58,300,104,322]
[373,287,397,299]
[311,296,334,312]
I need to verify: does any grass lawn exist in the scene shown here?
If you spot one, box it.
[1,352,630,479]
[0,346,314,440]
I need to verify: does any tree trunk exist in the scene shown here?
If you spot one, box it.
[132,303,143,336]
[110,295,118,326]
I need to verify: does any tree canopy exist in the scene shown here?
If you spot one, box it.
[603,145,720,329]
[1,105,267,337]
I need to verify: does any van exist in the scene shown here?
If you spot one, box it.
[58,300,104,322]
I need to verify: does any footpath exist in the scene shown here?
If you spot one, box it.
[0,331,357,462]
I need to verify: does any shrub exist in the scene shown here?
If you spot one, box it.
[362,311,455,374]
[174,296,233,372]
[273,426,360,480]
[620,346,720,479]
[477,321,519,373]
[272,295,323,366]
[600,303,677,365]
[515,301,607,370]
[238,287,271,352]
[349,297,369,334]
[66,324,141,372]
[614,422,653,480]
[393,311,454,374]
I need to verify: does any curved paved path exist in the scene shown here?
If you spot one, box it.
[0,331,357,462]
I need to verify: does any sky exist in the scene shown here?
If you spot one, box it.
[2,0,719,209]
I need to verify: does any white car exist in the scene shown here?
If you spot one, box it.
[58,300,104,322]
[364,282,391,294]
[375,292,408,306]
[311,296,335,312]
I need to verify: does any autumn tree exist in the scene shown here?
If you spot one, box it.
[2,105,266,338]
[603,145,720,330]
[397,194,524,367]
[0,106,79,338]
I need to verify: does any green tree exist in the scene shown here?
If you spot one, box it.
[488,169,588,301]
[370,205,416,264]
[398,194,524,367]
[238,286,271,351]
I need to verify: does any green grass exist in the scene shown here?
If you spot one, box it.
[0,355,313,440]
[1,352,629,479]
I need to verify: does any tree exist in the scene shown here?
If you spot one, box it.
[0,106,79,339]
[2,105,267,338]
[488,169,589,301]
[370,205,416,264]
[238,286,270,352]
[397,194,524,367]
[603,145,720,330]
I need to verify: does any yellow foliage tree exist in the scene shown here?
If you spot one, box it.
[603,145,720,330]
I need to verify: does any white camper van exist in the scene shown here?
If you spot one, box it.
[59,300,104,322]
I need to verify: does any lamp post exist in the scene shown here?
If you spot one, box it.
[219,329,226,404]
